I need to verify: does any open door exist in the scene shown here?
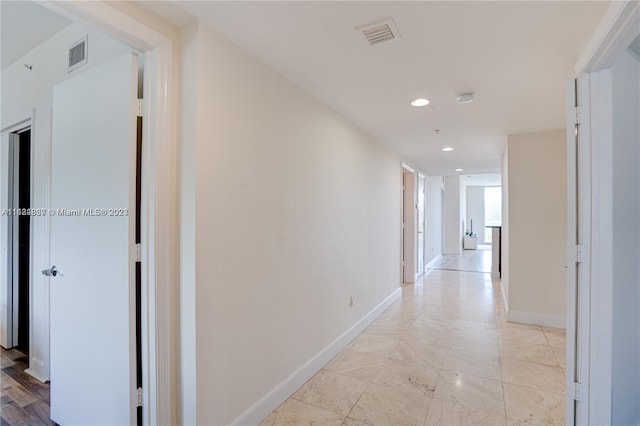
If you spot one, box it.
[49,53,139,425]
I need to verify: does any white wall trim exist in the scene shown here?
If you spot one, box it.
[576,0,640,73]
[0,118,32,136]
[425,255,442,270]
[230,287,402,426]
[507,310,565,329]
[24,366,48,383]
[401,162,415,173]
[500,280,509,313]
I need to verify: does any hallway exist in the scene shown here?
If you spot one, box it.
[262,269,566,425]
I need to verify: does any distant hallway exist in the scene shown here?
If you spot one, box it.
[428,245,492,273]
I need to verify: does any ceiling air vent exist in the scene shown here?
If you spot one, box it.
[357,18,401,46]
[68,36,88,73]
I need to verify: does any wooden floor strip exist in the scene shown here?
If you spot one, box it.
[1,348,54,426]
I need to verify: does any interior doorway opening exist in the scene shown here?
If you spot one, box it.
[484,186,502,244]
[2,127,31,356]
[15,129,31,356]
[401,164,416,284]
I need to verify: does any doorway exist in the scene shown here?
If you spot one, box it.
[2,127,31,356]
[401,164,416,284]
[15,129,31,356]
[416,173,426,277]
[2,2,146,423]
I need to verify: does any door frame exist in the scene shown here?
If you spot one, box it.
[416,172,426,277]
[569,1,640,424]
[0,118,32,351]
[401,162,416,284]
[565,74,592,426]
[39,2,178,425]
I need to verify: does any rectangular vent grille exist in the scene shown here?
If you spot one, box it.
[363,24,395,45]
[68,36,88,72]
[357,18,401,46]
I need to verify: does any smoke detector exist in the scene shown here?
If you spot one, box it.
[357,18,401,46]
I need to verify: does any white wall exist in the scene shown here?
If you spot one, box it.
[443,175,462,254]
[425,176,443,265]
[610,49,640,425]
[466,186,485,243]
[0,22,130,380]
[505,130,567,328]
[180,21,402,425]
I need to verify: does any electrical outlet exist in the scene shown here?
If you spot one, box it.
[349,295,354,308]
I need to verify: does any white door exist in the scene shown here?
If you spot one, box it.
[50,53,138,425]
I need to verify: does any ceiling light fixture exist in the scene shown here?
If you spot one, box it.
[411,98,430,107]
[456,168,463,172]
[442,147,454,152]
[456,93,474,104]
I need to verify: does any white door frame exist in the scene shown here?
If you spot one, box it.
[569,1,640,424]
[39,2,179,425]
[0,118,32,350]
[401,162,416,284]
[417,172,426,277]
[565,73,592,426]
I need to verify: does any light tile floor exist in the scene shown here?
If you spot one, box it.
[428,246,492,273]
[261,269,566,426]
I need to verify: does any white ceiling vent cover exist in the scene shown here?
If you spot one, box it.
[357,18,401,46]
[68,36,88,73]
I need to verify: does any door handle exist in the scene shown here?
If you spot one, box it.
[42,265,59,277]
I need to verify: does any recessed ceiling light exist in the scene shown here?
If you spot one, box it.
[456,93,474,104]
[442,147,454,152]
[456,168,463,172]
[411,98,430,107]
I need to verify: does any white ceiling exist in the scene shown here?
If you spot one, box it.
[462,174,501,187]
[1,1,71,70]
[162,1,608,176]
[0,1,612,176]
[135,1,195,29]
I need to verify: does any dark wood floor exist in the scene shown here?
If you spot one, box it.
[1,347,54,426]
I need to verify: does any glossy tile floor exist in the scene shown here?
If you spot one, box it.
[428,245,492,273]
[1,348,54,426]
[262,269,566,426]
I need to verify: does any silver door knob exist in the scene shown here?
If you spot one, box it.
[42,265,58,277]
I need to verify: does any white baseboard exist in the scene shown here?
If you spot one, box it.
[25,356,48,383]
[230,286,403,426]
[425,255,442,269]
[500,279,509,313]
[25,367,48,384]
[507,310,565,329]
